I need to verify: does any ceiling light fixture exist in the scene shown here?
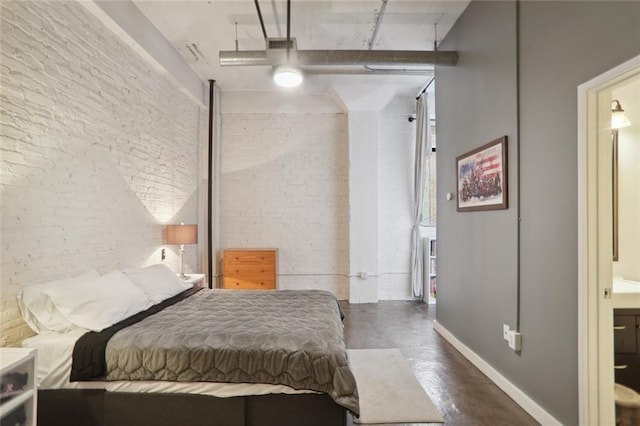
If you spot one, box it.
[274,64,303,87]
[273,0,302,88]
[611,100,631,129]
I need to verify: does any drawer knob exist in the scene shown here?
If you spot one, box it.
[235,269,240,273]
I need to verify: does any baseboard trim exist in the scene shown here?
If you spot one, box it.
[433,321,561,426]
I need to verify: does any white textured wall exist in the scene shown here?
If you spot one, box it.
[377,101,416,300]
[0,1,204,345]
[347,111,379,303]
[220,91,418,301]
[220,109,349,299]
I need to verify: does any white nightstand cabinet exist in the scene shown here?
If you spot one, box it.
[0,348,37,426]
[179,273,206,288]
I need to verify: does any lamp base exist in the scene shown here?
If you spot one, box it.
[178,245,187,280]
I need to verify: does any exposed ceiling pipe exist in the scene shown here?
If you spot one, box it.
[219,49,457,67]
[303,68,433,76]
[368,0,388,49]
[363,0,434,75]
[224,0,458,70]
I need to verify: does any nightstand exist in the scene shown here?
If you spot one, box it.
[1,347,37,426]
[178,273,206,287]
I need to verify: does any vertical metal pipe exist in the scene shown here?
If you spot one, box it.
[286,0,291,61]
[515,0,522,332]
[207,79,215,289]
[254,0,268,40]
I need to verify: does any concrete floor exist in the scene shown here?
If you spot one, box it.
[340,301,539,426]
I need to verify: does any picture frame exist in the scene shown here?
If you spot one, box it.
[456,136,508,212]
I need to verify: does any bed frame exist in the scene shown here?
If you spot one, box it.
[38,389,347,426]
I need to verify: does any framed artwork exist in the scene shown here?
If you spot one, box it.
[456,136,508,212]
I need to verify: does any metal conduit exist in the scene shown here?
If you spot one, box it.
[254,0,268,40]
[303,68,433,76]
[219,49,458,67]
[368,0,388,49]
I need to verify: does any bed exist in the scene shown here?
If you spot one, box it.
[18,266,358,426]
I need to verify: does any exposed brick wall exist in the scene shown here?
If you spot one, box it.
[220,113,349,299]
[0,1,204,346]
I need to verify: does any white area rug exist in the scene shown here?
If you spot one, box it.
[348,348,444,424]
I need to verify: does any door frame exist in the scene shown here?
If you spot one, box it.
[577,53,640,426]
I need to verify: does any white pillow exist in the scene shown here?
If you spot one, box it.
[122,264,192,304]
[43,270,152,332]
[17,269,99,333]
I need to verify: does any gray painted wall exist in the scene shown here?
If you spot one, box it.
[436,1,640,424]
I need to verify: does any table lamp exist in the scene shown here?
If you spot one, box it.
[165,223,197,280]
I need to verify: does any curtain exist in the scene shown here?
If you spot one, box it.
[410,93,429,298]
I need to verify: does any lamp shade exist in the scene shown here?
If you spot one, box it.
[165,224,197,245]
[611,100,631,129]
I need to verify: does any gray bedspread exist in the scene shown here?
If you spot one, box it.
[104,289,359,415]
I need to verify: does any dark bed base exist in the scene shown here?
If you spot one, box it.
[38,389,347,426]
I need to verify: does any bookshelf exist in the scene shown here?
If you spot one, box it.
[428,238,437,301]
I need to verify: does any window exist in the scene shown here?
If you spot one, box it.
[421,119,437,226]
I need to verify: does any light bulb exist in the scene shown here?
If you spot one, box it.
[274,65,303,88]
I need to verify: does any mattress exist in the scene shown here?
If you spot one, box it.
[22,331,316,398]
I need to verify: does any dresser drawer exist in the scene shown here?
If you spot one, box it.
[223,264,276,278]
[224,250,276,265]
[222,277,276,290]
[614,315,638,354]
[222,249,277,290]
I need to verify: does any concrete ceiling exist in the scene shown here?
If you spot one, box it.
[133,0,469,96]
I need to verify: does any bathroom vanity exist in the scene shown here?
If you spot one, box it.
[614,307,640,392]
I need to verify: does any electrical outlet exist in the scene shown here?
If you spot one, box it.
[503,324,510,341]
[508,331,522,351]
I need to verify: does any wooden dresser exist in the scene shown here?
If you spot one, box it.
[222,249,277,290]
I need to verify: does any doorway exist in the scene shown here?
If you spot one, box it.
[578,54,640,425]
